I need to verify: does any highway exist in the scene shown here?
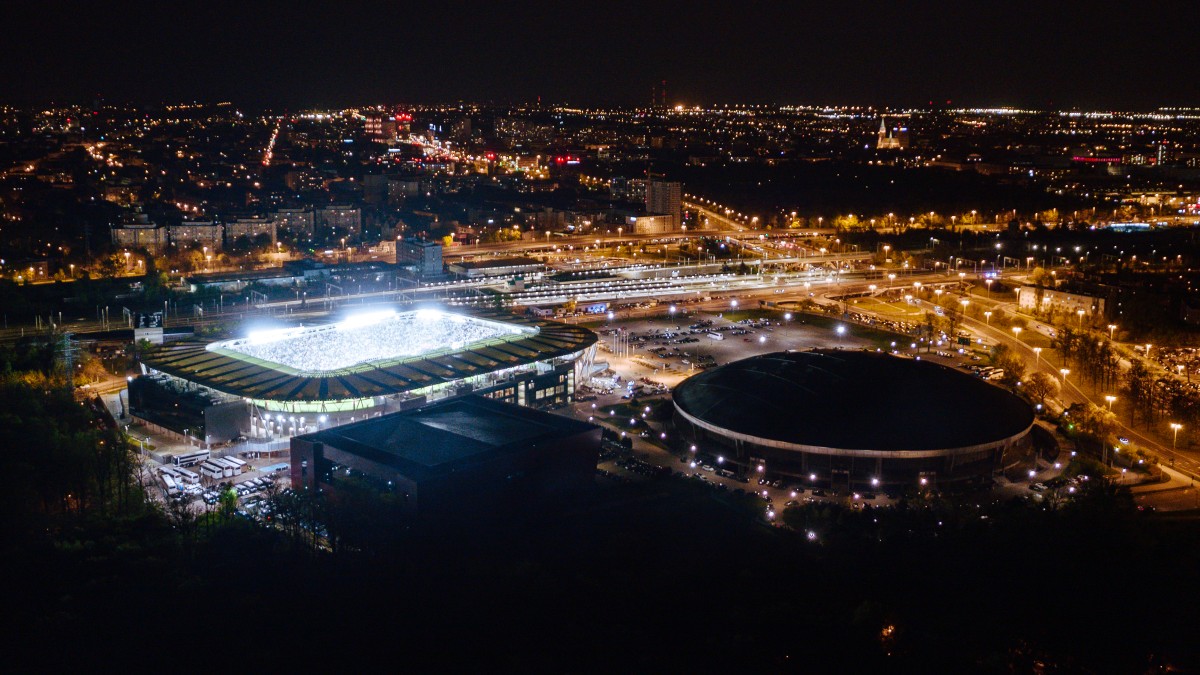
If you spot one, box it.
[804,277,1200,483]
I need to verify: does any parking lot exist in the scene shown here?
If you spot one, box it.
[568,306,1086,516]
[588,307,899,386]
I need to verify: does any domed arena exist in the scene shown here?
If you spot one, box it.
[672,350,1035,490]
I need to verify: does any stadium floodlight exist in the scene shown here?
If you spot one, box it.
[339,308,397,330]
[247,325,308,346]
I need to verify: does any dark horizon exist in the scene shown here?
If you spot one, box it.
[3,1,1198,110]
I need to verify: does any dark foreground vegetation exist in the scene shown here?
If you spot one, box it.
[2,370,1199,672]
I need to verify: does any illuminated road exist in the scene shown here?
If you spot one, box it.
[816,278,1200,483]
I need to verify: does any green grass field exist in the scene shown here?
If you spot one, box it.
[850,297,924,318]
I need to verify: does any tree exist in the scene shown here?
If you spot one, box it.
[989,344,1026,386]
[1074,403,1117,443]
[97,254,122,279]
[1024,371,1059,407]
[218,485,239,521]
[78,355,108,384]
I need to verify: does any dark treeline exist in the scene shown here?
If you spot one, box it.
[2,352,1199,670]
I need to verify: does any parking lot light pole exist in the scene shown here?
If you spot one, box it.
[1171,423,1183,450]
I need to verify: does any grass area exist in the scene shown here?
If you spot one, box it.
[850,297,924,318]
[1063,455,1117,478]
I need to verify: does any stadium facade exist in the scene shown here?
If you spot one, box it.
[131,307,597,447]
[672,350,1035,490]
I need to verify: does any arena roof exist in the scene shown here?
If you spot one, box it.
[673,350,1034,453]
[141,308,595,403]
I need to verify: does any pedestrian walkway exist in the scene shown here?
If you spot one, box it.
[1131,465,1192,494]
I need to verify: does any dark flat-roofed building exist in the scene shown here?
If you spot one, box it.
[291,395,600,520]
[447,256,543,279]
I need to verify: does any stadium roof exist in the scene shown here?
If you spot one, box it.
[141,309,595,402]
[673,350,1034,452]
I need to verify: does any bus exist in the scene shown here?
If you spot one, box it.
[173,450,210,468]
[708,332,724,340]
[199,462,226,481]
[216,457,243,476]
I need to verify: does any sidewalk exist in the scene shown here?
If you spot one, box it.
[1130,465,1193,494]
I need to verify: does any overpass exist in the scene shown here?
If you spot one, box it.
[683,199,751,231]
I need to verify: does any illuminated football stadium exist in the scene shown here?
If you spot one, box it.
[130,306,597,446]
[207,309,535,374]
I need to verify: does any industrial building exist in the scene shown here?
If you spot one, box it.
[290,395,601,520]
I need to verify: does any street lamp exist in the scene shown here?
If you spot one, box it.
[984,311,992,325]
[1033,346,1041,365]
[1145,344,1153,360]
[985,278,993,298]
[1108,324,1117,340]
[1060,368,1070,385]
[1076,309,1085,328]
[1011,326,1022,342]
[1105,395,1117,410]
[1171,422,1183,450]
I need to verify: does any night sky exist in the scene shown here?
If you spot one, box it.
[3,1,1197,109]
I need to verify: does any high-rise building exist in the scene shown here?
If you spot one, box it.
[364,111,398,141]
[272,207,315,238]
[396,237,444,277]
[645,179,682,231]
[168,221,223,251]
[317,204,362,236]
[224,217,277,248]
